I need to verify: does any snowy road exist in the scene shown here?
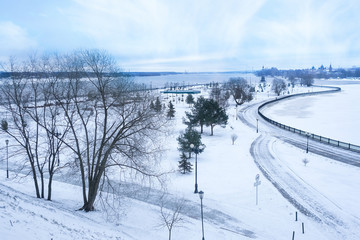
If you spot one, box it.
[239,99,360,167]
[239,95,360,239]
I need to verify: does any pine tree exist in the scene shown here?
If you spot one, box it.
[184,96,206,133]
[203,99,228,136]
[185,97,228,135]
[154,97,162,112]
[167,101,175,119]
[178,152,193,174]
[150,100,155,110]
[186,94,195,107]
[177,128,204,158]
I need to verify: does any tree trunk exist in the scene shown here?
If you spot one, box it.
[30,163,41,198]
[78,157,88,207]
[40,172,44,198]
[210,125,214,136]
[47,173,54,200]
[83,171,103,212]
[83,188,97,212]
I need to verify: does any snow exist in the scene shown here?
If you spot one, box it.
[262,82,360,145]
[1,77,360,240]
[272,140,360,218]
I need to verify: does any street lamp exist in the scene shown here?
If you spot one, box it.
[235,105,238,120]
[5,139,9,178]
[199,190,205,240]
[256,118,259,133]
[190,143,204,193]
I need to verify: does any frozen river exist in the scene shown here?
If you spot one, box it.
[263,81,360,145]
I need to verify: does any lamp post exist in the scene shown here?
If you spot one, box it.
[306,133,310,153]
[235,105,238,120]
[190,143,204,193]
[5,139,9,178]
[256,118,259,133]
[199,190,205,240]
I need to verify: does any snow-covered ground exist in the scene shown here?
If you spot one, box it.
[263,81,360,145]
[1,79,359,240]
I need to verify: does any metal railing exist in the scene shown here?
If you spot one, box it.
[258,86,360,153]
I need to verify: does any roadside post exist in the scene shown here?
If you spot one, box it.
[254,174,261,205]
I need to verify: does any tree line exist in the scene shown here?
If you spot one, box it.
[256,66,360,80]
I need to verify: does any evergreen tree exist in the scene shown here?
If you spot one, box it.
[177,128,204,158]
[178,152,193,174]
[150,100,155,110]
[184,96,206,133]
[1,119,8,131]
[185,94,195,107]
[167,101,175,119]
[203,99,228,136]
[185,97,228,135]
[154,97,162,112]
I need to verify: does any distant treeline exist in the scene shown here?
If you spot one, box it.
[0,71,180,79]
[126,72,181,77]
[256,66,360,79]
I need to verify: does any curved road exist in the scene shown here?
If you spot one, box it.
[240,99,360,166]
[239,97,360,239]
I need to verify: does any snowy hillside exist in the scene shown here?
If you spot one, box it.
[1,80,360,240]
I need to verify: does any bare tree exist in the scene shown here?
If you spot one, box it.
[31,54,70,200]
[0,54,70,200]
[0,57,42,198]
[1,50,166,209]
[302,158,309,166]
[51,49,166,211]
[210,83,230,109]
[226,77,253,106]
[288,75,297,88]
[272,78,287,96]
[300,73,314,87]
[158,197,186,240]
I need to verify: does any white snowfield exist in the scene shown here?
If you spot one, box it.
[0,79,360,240]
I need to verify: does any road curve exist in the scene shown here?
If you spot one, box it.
[239,96,360,239]
[239,99,360,167]
[251,134,360,239]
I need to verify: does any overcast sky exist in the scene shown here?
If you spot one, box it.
[0,0,359,72]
